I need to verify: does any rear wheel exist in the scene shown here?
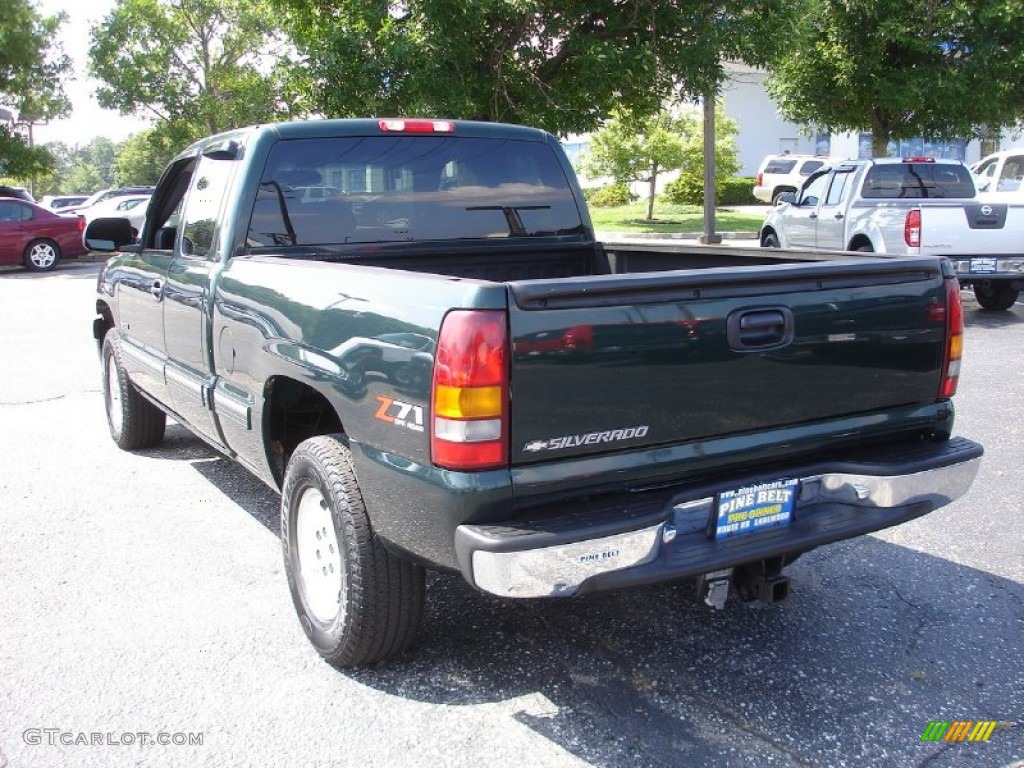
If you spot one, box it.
[23,239,61,271]
[973,282,1019,311]
[102,331,166,449]
[282,434,425,667]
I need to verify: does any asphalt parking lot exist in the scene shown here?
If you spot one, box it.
[0,260,1020,768]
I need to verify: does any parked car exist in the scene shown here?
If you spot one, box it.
[68,186,155,215]
[0,198,87,271]
[83,194,151,236]
[0,185,35,203]
[971,149,1024,199]
[39,194,89,211]
[760,157,1024,310]
[752,154,842,205]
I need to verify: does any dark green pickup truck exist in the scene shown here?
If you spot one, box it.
[87,118,983,667]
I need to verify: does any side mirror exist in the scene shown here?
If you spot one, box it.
[777,192,797,206]
[84,217,135,252]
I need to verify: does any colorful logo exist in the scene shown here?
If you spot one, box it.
[920,721,998,742]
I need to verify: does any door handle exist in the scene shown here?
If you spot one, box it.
[727,308,794,351]
[809,213,818,220]
[834,213,845,220]
[150,279,163,300]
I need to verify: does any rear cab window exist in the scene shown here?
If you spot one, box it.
[246,136,585,249]
[861,163,976,199]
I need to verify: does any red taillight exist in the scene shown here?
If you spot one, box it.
[76,215,85,232]
[940,277,963,399]
[431,310,508,470]
[756,172,763,186]
[904,209,921,248]
[378,119,455,134]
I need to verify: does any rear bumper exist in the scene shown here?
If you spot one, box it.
[950,257,1024,286]
[454,437,982,598]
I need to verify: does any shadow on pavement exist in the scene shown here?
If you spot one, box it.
[152,426,1022,767]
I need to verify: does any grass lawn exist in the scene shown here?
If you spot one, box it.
[588,202,768,234]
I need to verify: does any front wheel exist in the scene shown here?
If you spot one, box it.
[761,232,780,248]
[281,435,425,668]
[973,282,1019,311]
[102,331,166,450]
[23,239,61,271]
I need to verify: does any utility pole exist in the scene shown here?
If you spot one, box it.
[699,93,722,245]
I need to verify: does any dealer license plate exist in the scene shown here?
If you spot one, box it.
[969,258,997,274]
[714,479,798,540]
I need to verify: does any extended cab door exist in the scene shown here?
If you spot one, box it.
[814,167,856,250]
[784,171,829,248]
[111,162,194,404]
[163,152,240,444]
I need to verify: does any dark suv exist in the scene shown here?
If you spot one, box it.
[0,185,34,203]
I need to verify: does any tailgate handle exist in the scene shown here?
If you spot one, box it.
[728,308,793,351]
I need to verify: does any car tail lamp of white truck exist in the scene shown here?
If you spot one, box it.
[939,277,964,399]
[431,310,508,470]
[904,209,922,248]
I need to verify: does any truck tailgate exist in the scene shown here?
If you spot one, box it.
[507,259,948,464]
[921,202,1024,257]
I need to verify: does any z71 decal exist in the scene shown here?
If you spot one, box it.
[374,395,425,432]
[523,425,649,453]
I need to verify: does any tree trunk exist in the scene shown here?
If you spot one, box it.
[870,112,890,157]
[647,162,658,220]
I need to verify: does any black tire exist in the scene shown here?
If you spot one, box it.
[973,282,1019,311]
[282,434,425,668]
[102,331,166,450]
[761,231,780,248]
[23,238,61,271]
[854,244,874,253]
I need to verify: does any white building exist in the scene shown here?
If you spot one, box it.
[569,62,1021,185]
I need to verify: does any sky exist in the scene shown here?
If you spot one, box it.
[31,0,152,147]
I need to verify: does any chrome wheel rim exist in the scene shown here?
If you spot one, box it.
[28,243,56,269]
[106,355,123,435]
[295,487,345,624]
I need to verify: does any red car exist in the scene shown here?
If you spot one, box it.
[0,198,87,271]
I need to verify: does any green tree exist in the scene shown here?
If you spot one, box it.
[89,0,302,137]
[273,0,792,136]
[584,111,691,220]
[113,128,180,186]
[0,0,72,178]
[767,0,1024,156]
[664,105,741,206]
[64,160,105,194]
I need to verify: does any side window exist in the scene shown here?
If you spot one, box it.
[19,204,35,221]
[824,172,851,206]
[799,172,829,206]
[975,160,997,192]
[997,156,1024,192]
[181,156,236,259]
[799,160,825,176]
[0,202,18,221]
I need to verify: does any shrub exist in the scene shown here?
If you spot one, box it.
[584,183,634,207]
[662,176,761,206]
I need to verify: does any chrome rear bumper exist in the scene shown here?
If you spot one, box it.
[456,439,982,598]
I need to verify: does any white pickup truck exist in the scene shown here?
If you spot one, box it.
[760,157,1024,310]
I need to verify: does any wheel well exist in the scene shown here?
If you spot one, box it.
[847,234,873,251]
[760,227,778,244]
[263,376,344,487]
[95,300,114,351]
